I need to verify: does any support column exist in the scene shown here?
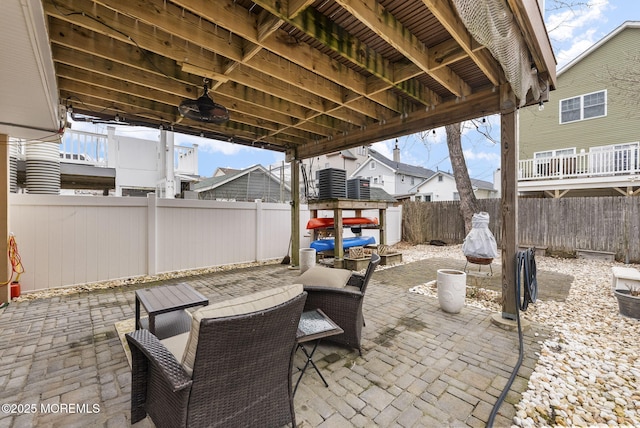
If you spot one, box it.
[147,193,157,276]
[1,134,10,303]
[291,159,300,267]
[499,87,518,320]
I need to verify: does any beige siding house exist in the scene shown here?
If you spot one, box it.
[519,21,640,198]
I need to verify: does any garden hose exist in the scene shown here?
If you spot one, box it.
[487,248,538,428]
[517,248,538,311]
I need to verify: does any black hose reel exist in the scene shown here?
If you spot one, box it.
[516,247,538,311]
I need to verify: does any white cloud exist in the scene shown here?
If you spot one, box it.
[546,0,611,67]
[192,138,252,156]
[556,34,599,68]
[372,140,393,159]
[463,150,500,162]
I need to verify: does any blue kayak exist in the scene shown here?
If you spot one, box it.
[310,236,375,252]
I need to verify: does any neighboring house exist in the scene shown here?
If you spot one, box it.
[407,171,497,202]
[13,127,200,197]
[369,186,398,204]
[351,146,436,196]
[269,147,369,200]
[306,147,369,187]
[193,164,291,202]
[212,167,240,178]
[350,145,495,201]
[518,21,640,198]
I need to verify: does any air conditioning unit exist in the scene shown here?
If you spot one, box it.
[347,178,370,199]
[317,168,346,199]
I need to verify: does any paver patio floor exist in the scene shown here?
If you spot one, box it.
[0,259,557,427]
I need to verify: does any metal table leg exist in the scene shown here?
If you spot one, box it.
[294,340,328,395]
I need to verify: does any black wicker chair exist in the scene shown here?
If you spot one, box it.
[302,253,380,354]
[126,290,307,428]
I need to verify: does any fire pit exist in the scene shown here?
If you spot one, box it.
[464,256,494,275]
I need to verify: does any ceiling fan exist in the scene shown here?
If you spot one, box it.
[178,80,230,124]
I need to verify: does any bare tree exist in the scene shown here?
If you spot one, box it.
[444,123,478,234]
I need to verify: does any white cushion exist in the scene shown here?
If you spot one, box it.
[298,266,351,288]
[160,332,190,368]
[181,283,304,375]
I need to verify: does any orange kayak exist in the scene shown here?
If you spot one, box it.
[306,217,378,229]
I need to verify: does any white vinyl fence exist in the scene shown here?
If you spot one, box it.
[9,194,402,293]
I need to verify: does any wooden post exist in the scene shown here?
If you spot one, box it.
[500,87,518,320]
[378,207,387,246]
[333,207,343,263]
[0,134,10,303]
[291,158,300,267]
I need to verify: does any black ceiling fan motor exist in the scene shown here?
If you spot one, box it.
[179,82,229,124]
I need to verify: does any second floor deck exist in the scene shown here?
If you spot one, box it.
[518,143,640,196]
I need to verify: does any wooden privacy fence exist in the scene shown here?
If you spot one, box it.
[402,197,640,263]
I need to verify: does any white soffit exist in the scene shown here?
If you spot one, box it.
[0,0,60,139]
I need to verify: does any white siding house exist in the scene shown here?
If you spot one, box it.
[351,145,495,201]
[518,21,640,198]
[351,147,434,196]
[410,171,497,201]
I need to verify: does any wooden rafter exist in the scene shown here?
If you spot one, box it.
[422,0,503,87]
[253,0,442,106]
[37,0,555,156]
[334,0,471,97]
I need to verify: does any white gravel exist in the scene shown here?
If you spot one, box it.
[10,242,640,426]
[400,242,640,427]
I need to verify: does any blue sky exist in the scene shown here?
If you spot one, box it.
[71,0,639,183]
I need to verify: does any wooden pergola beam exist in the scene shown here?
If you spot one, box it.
[253,0,442,107]
[334,0,471,97]
[422,0,503,86]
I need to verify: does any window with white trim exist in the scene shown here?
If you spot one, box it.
[560,90,606,124]
[369,161,376,170]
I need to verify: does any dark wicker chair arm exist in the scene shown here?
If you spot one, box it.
[303,285,363,297]
[126,329,192,392]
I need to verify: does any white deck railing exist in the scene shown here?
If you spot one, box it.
[59,129,199,174]
[60,129,108,166]
[519,145,640,181]
[175,144,198,175]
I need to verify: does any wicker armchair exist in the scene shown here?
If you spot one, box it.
[126,287,307,428]
[302,253,380,354]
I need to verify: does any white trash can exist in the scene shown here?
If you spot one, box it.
[299,248,317,274]
[437,269,467,314]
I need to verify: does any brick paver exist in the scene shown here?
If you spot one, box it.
[0,259,553,427]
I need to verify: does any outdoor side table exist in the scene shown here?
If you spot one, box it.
[135,283,208,340]
[294,309,344,395]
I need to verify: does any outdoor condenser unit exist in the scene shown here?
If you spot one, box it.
[347,178,370,199]
[317,168,346,199]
